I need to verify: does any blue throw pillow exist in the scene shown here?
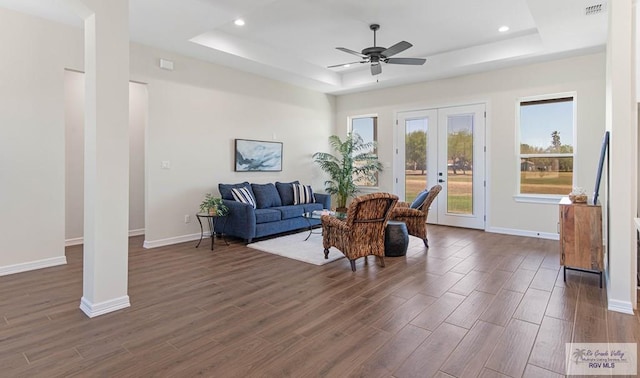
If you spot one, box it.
[251,183,282,209]
[410,190,430,210]
[275,181,300,206]
[219,182,252,200]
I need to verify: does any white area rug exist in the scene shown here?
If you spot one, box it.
[247,231,345,265]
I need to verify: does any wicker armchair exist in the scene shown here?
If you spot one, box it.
[321,193,398,272]
[391,184,442,247]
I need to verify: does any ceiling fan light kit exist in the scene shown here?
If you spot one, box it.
[330,23,426,75]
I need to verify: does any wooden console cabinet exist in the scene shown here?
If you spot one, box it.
[558,197,603,287]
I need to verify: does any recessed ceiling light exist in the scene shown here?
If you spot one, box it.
[343,64,351,68]
[234,19,245,26]
[498,25,510,33]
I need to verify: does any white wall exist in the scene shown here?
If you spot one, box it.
[336,53,606,236]
[129,44,336,246]
[0,6,335,268]
[605,0,637,313]
[65,70,85,242]
[64,70,146,243]
[0,8,82,273]
[636,5,640,221]
[128,81,147,234]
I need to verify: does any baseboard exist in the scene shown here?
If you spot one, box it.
[607,299,635,315]
[128,228,145,237]
[80,295,131,318]
[486,227,559,240]
[71,229,199,250]
[0,256,67,277]
[143,233,201,249]
[65,228,146,247]
[65,237,84,247]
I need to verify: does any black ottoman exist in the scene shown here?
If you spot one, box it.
[384,221,409,257]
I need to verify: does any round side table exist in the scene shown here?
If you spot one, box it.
[384,220,409,257]
[196,213,229,250]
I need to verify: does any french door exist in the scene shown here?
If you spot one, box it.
[396,104,485,229]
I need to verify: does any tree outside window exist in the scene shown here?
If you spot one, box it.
[406,130,426,174]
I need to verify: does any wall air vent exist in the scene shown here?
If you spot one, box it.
[585,3,606,16]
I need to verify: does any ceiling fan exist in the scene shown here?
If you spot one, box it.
[329,24,426,76]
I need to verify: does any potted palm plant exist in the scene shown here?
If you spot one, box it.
[199,193,229,216]
[313,133,383,212]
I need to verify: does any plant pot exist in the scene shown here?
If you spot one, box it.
[209,207,217,215]
[336,207,348,214]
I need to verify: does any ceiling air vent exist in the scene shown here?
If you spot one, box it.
[585,2,606,16]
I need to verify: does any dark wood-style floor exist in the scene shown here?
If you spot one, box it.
[0,226,638,377]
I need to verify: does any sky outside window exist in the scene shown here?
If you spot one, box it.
[406,118,427,133]
[352,117,375,144]
[520,100,573,150]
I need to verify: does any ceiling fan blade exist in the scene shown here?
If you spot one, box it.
[336,47,366,58]
[371,63,382,75]
[327,60,366,68]
[382,41,412,57]
[386,57,426,65]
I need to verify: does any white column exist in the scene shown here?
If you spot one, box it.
[65,0,131,317]
[605,0,638,313]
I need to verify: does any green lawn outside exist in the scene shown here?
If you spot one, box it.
[446,171,472,214]
[405,172,473,214]
[520,171,572,195]
[448,174,472,183]
[448,195,472,214]
[405,174,427,203]
[405,171,570,212]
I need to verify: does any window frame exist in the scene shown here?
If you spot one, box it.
[514,92,577,204]
[349,114,379,189]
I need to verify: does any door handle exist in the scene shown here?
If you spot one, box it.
[438,179,445,183]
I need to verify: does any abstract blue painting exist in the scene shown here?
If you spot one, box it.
[234,139,283,172]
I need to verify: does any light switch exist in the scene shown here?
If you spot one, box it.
[161,161,171,169]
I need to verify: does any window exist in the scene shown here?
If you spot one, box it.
[518,95,575,196]
[351,116,378,187]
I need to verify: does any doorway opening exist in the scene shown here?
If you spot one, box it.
[64,69,148,245]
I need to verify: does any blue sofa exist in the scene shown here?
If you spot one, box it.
[214,181,331,243]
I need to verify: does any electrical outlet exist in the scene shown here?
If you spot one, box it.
[184,214,190,223]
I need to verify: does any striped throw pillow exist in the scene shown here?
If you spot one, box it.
[231,187,256,209]
[292,184,314,205]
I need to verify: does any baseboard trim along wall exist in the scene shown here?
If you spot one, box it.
[607,299,634,315]
[65,228,146,247]
[486,227,559,241]
[65,237,84,247]
[143,233,201,249]
[129,228,145,237]
[80,295,131,318]
[0,256,67,277]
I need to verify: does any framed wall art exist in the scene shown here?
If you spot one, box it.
[234,139,283,172]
